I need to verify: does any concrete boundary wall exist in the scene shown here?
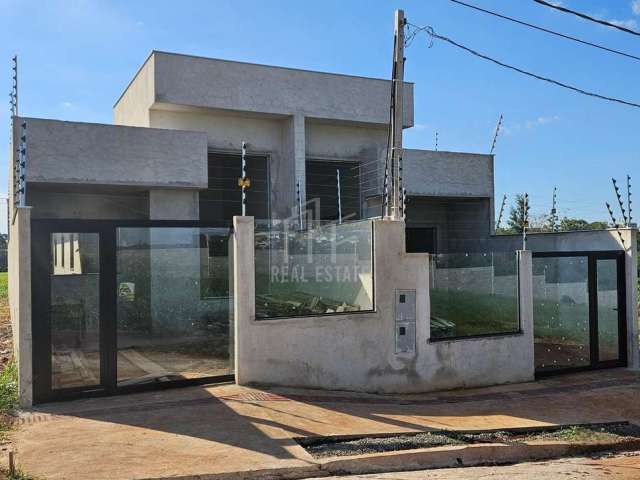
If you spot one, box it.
[8,207,33,407]
[234,216,534,394]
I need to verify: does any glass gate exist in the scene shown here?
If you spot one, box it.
[532,251,626,375]
[31,220,234,403]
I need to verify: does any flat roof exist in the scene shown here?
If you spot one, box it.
[114,50,414,108]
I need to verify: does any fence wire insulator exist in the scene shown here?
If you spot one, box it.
[402,188,407,221]
[612,178,628,225]
[606,201,626,247]
[13,121,27,221]
[627,174,633,225]
[296,179,303,230]
[522,193,530,250]
[496,194,506,230]
[490,114,503,155]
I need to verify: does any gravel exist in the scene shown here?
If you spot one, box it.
[298,423,640,458]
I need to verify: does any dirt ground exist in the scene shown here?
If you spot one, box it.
[316,451,640,480]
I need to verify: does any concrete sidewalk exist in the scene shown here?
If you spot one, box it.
[9,369,640,480]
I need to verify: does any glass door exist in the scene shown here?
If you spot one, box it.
[533,251,626,375]
[50,233,102,390]
[595,258,624,364]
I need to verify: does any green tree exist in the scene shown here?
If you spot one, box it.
[506,194,527,234]
[558,218,609,232]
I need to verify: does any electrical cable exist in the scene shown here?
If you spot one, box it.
[406,22,640,109]
[533,0,640,36]
[449,0,640,62]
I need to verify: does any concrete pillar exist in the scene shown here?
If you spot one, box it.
[518,249,535,380]
[233,216,255,385]
[281,115,306,218]
[149,189,199,220]
[624,228,639,369]
[9,206,33,407]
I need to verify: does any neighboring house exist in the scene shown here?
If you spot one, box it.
[7,51,637,406]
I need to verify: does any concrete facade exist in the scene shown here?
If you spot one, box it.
[22,117,208,189]
[234,216,535,393]
[8,207,33,407]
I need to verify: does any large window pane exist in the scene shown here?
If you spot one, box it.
[255,220,373,318]
[50,233,100,389]
[533,256,590,372]
[429,252,519,339]
[116,227,233,386]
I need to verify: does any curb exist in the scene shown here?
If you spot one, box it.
[140,438,640,480]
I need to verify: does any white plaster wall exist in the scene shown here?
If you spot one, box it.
[235,217,534,394]
[113,54,155,127]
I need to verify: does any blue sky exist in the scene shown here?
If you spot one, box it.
[1,0,639,231]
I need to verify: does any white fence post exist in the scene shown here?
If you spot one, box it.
[518,250,535,379]
[233,216,255,385]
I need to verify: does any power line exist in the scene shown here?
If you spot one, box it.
[406,23,640,109]
[449,0,640,62]
[533,0,640,37]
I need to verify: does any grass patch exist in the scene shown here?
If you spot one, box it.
[0,361,18,416]
[0,273,7,303]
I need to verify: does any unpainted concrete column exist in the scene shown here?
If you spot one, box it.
[233,216,255,385]
[9,206,33,407]
[623,228,639,369]
[149,189,199,220]
[282,115,306,217]
[518,250,535,379]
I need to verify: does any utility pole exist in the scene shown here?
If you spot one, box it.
[387,9,406,220]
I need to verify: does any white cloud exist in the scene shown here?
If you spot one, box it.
[60,101,73,108]
[632,0,640,15]
[503,115,559,135]
[609,18,638,29]
[525,115,560,129]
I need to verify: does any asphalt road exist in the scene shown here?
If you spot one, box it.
[316,451,640,480]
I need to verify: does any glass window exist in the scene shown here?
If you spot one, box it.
[429,252,519,339]
[255,220,373,318]
[116,227,233,386]
[50,233,100,389]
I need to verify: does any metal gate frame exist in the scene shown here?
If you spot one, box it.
[533,250,627,377]
[31,218,235,404]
